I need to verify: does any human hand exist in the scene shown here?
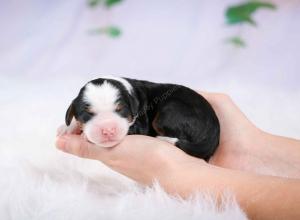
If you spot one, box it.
[55,134,204,185]
[199,92,264,171]
[200,92,300,178]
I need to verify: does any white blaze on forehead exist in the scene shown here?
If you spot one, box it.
[84,81,119,112]
[100,75,132,94]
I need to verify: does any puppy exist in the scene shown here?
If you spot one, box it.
[58,76,220,160]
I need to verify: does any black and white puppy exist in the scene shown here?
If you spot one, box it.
[58,76,220,160]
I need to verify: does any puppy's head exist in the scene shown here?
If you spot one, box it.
[66,77,139,147]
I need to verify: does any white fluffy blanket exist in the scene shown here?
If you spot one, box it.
[0,148,246,220]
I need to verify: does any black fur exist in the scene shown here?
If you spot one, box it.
[67,78,220,160]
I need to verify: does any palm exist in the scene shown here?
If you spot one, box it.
[200,93,259,170]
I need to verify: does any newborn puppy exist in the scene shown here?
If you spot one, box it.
[58,76,220,160]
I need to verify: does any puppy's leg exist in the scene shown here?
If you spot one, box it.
[57,119,82,136]
[152,101,219,160]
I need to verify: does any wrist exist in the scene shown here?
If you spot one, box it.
[241,127,266,153]
[209,125,265,170]
[250,131,300,178]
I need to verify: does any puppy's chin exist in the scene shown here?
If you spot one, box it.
[83,133,125,148]
[94,140,122,148]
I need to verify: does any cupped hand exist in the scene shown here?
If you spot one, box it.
[199,92,263,171]
[56,134,203,185]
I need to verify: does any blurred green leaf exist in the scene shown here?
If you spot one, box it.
[227,36,246,48]
[106,26,121,37]
[89,26,122,38]
[105,0,123,8]
[88,0,102,7]
[226,1,276,25]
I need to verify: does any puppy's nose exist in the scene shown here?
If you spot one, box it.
[101,127,116,138]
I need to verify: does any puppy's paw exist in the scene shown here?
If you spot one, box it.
[156,136,178,145]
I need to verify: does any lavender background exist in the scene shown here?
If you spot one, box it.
[0,0,299,149]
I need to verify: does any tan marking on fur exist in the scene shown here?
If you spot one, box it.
[152,113,165,136]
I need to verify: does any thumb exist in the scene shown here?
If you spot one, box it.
[55,134,105,160]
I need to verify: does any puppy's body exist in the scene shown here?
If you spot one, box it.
[125,79,220,159]
[59,77,220,160]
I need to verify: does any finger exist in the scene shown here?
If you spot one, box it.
[197,90,208,96]
[197,91,218,100]
[55,134,109,160]
[196,91,215,102]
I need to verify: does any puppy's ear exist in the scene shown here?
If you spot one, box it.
[128,93,139,117]
[65,102,75,126]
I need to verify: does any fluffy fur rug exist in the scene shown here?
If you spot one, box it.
[0,148,247,220]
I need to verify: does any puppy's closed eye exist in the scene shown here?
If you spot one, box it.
[127,115,133,123]
[85,106,93,114]
[115,104,124,112]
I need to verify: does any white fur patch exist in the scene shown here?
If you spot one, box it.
[84,81,119,112]
[157,136,179,145]
[100,75,133,94]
